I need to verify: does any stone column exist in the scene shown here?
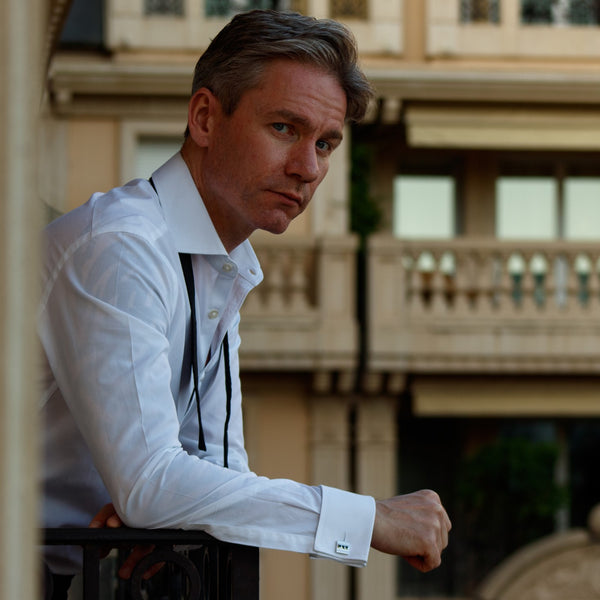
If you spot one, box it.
[355,397,397,600]
[0,0,45,598]
[310,396,351,600]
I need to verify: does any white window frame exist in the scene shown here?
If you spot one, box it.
[120,120,185,182]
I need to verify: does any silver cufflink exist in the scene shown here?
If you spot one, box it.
[335,540,351,555]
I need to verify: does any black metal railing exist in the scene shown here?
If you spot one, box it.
[43,528,259,600]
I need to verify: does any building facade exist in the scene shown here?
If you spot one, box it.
[5,0,599,598]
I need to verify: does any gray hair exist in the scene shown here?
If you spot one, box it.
[189,9,373,124]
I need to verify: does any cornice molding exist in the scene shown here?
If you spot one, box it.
[51,56,194,96]
[49,54,600,117]
[365,66,600,105]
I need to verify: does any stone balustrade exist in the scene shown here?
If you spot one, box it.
[239,235,359,374]
[239,234,600,378]
[368,235,600,374]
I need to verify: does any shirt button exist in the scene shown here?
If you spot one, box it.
[208,309,219,319]
[222,263,233,272]
[249,269,256,275]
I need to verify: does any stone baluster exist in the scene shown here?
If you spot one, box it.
[265,249,286,313]
[588,252,600,316]
[453,249,472,316]
[476,249,497,316]
[242,248,267,314]
[543,250,559,315]
[574,252,591,311]
[520,251,538,313]
[533,252,549,310]
[564,251,581,315]
[242,284,263,314]
[429,250,448,314]
[574,251,596,315]
[288,248,310,314]
[408,251,426,315]
[497,250,516,315]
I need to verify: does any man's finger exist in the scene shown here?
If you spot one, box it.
[142,561,166,580]
[404,552,440,573]
[118,545,156,580]
[89,504,119,528]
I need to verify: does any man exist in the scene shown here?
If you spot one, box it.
[39,8,451,595]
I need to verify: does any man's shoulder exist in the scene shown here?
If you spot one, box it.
[46,178,168,246]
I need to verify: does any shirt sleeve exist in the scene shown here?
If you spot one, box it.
[39,230,375,567]
[312,486,376,566]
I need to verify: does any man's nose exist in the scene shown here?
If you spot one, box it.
[286,142,322,183]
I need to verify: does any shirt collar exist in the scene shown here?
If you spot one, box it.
[151,152,263,284]
[151,152,224,255]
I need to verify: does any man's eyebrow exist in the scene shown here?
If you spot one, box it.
[270,109,344,141]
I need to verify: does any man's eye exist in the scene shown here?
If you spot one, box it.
[272,123,291,134]
[316,140,331,153]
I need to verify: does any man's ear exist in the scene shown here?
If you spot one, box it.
[187,88,220,147]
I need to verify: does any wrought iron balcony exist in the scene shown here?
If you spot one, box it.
[43,527,259,600]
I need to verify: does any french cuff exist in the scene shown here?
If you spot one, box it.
[311,485,376,567]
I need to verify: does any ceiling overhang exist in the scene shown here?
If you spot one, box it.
[405,104,600,150]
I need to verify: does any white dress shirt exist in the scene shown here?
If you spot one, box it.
[39,152,375,574]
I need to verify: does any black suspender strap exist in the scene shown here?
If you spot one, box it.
[149,177,231,464]
[179,256,232,464]
[179,252,207,452]
[222,333,231,469]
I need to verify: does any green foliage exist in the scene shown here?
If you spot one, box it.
[454,437,568,592]
[521,0,599,25]
[521,0,553,23]
[568,1,599,25]
[350,143,381,248]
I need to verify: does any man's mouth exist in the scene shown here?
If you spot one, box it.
[271,190,303,206]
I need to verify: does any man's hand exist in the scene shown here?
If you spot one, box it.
[89,503,163,580]
[89,502,124,530]
[371,490,451,572]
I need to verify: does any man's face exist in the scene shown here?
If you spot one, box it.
[198,59,347,249]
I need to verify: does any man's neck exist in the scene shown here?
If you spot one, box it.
[180,140,250,254]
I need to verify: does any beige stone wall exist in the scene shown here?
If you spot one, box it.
[0,1,45,598]
[427,0,600,59]
[67,119,120,210]
[413,376,600,417]
[242,374,312,600]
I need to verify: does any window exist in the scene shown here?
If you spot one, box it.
[393,176,455,239]
[496,177,557,239]
[394,175,456,273]
[135,136,183,179]
[564,177,600,239]
[205,0,306,17]
[460,0,500,23]
[60,0,104,48]
[145,0,184,16]
[120,121,186,182]
[331,0,368,20]
[496,170,600,240]
[521,0,600,25]
[495,170,600,305]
